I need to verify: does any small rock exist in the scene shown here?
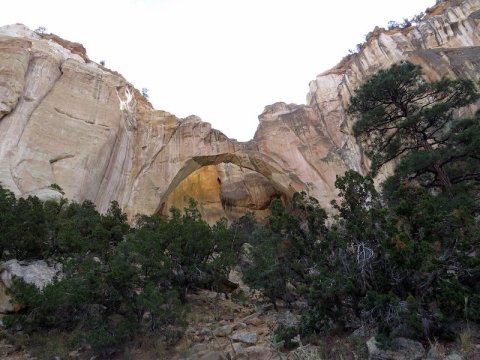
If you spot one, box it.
[246,317,262,326]
[224,314,235,322]
[445,353,464,360]
[198,328,212,336]
[232,342,245,354]
[352,326,367,337]
[367,336,425,360]
[391,337,425,358]
[232,322,247,330]
[252,306,261,314]
[292,300,308,310]
[68,350,80,358]
[288,345,322,359]
[231,331,258,345]
[185,351,228,360]
[277,310,299,328]
[213,325,233,337]
[243,346,278,359]
[191,343,210,354]
[204,290,220,299]
[366,336,380,357]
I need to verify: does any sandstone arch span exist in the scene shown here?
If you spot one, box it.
[122,117,311,219]
[155,151,305,216]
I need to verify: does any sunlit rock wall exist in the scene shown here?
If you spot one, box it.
[0,0,478,222]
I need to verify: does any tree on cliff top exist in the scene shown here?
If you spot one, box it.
[348,61,479,192]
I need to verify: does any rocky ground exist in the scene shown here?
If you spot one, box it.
[110,286,480,360]
[123,288,323,360]
[0,283,478,360]
[0,340,32,360]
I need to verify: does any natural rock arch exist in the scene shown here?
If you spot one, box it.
[154,151,306,215]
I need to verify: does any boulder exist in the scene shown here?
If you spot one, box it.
[232,342,245,354]
[239,346,282,360]
[246,317,262,326]
[287,345,322,359]
[230,331,258,345]
[0,259,60,313]
[367,337,425,360]
[277,310,300,328]
[190,343,210,354]
[212,324,233,337]
[445,353,464,360]
[185,351,227,360]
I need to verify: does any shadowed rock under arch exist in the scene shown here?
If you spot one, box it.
[154,151,305,216]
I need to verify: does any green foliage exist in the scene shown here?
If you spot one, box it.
[132,199,235,303]
[34,26,46,34]
[1,192,236,356]
[49,183,64,194]
[243,194,328,309]
[383,111,480,198]
[274,324,300,350]
[303,171,392,333]
[0,186,20,258]
[231,289,249,306]
[243,224,291,308]
[5,251,179,355]
[348,61,479,192]
[0,193,47,260]
[300,168,479,341]
[0,188,131,262]
[341,61,480,342]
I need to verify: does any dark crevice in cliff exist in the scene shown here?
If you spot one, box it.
[49,154,74,164]
[54,107,93,123]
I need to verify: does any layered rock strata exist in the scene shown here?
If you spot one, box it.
[0,0,479,222]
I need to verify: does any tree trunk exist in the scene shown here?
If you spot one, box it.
[433,163,452,191]
[419,137,452,192]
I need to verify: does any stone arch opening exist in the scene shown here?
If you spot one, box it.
[154,151,305,218]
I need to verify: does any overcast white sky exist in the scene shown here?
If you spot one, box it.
[1,0,436,141]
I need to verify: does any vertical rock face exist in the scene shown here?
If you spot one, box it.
[305,0,480,183]
[0,24,134,212]
[0,0,479,223]
[0,37,30,119]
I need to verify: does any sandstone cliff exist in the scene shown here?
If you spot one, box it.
[0,0,479,222]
